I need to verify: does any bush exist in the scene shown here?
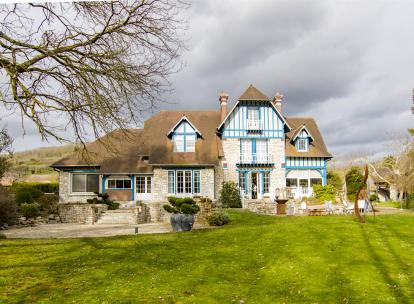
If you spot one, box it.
[163,197,200,215]
[14,187,43,205]
[0,186,18,225]
[219,181,241,208]
[313,184,336,202]
[207,210,230,226]
[36,194,59,213]
[11,182,59,194]
[369,193,379,202]
[20,203,41,218]
[345,167,364,202]
[87,193,119,210]
[0,234,6,239]
[327,171,343,191]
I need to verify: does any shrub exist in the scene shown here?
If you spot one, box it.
[207,210,230,226]
[36,194,59,213]
[20,203,41,218]
[313,184,336,202]
[0,186,18,225]
[87,193,119,210]
[327,171,343,191]
[163,197,200,215]
[0,234,6,239]
[11,182,59,194]
[14,187,43,205]
[345,167,364,202]
[219,181,241,208]
[369,193,379,202]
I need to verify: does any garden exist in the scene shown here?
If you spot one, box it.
[1,210,414,303]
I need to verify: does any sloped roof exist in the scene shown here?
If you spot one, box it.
[51,111,222,172]
[285,117,332,158]
[291,124,314,142]
[238,84,270,101]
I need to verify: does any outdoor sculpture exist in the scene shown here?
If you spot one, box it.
[354,164,375,223]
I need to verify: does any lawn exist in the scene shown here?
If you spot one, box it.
[1,211,414,303]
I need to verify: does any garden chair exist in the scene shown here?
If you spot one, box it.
[342,200,354,214]
[324,200,334,215]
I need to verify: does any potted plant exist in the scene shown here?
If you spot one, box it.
[163,197,200,232]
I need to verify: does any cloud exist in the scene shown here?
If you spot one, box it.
[2,0,414,163]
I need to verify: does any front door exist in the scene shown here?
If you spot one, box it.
[251,172,261,199]
[136,176,152,201]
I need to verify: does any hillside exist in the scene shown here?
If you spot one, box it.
[6,144,76,183]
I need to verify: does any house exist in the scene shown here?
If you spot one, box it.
[51,85,332,221]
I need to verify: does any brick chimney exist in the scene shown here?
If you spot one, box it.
[219,91,229,121]
[273,92,283,113]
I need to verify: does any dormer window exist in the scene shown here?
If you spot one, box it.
[297,138,308,152]
[168,116,202,153]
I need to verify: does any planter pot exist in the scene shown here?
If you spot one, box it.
[170,214,195,232]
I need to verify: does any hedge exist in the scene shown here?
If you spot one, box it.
[11,182,59,194]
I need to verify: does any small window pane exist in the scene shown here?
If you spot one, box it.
[186,135,196,152]
[286,178,297,187]
[116,180,124,189]
[168,171,175,193]
[239,172,246,192]
[185,171,192,193]
[136,176,145,193]
[86,175,99,193]
[174,135,185,152]
[177,171,184,193]
[263,172,270,193]
[146,177,152,193]
[108,180,116,189]
[310,178,322,186]
[72,174,86,192]
[193,171,200,194]
[299,179,309,187]
[124,179,131,189]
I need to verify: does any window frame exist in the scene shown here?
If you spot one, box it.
[107,177,132,190]
[167,170,201,195]
[70,173,100,194]
[173,121,197,152]
[297,138,308,152]
[263,172,270,194]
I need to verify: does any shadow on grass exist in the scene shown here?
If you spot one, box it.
[359,225,410,303]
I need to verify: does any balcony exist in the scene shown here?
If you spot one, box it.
[247,119,263,131]
[239,153,273,165]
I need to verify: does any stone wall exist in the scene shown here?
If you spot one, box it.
[222,138,240,183]
[244,200,276,216]
[59,203,107,224]
[268,138,286,200]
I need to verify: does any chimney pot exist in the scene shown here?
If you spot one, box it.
[219,91,229,121]
[273,92,283,113]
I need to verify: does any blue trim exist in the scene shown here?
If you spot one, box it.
[64,169,98,173]
[131,175,135,201]
[102,175,107,193]
[261,172,264,195]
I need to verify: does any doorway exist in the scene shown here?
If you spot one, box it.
[251,172,260,199]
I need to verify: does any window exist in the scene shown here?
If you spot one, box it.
[177,171,184,193]
[136,176,151,193]
[193,171,200,194]
[297,138,308,151]
[299,179,309,187]
[108,178,131,189]
[71,174,99,193]
[185,171,192,193]
[256,139,267,162]
[286,178,297,187]
[173,121,196,152]
[239,172,246,192]
[248,108,259,121]
[168,171,175,193]
[310,178,322,186]
[241,139,252,162]
[167,170,200,194]
[263,172,270,193]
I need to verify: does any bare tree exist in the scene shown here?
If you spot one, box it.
[0,1,187,144]
[0,128,13,179]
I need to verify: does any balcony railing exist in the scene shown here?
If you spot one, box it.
[240,153,273,164]
[247,119,263,131]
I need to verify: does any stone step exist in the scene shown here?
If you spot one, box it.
[96,209,137,225]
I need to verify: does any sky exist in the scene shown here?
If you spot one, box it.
[1,0,414,163]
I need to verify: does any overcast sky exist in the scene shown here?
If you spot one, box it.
[2,0,413,162]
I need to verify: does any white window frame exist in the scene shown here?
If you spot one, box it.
[167,170,201,195]
[70,173,100,195]
[136,175,152,194]
[297,138,308,152]
[107,176,132,190]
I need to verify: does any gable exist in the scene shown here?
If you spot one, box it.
[167,116,202,138]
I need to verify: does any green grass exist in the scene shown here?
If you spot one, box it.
[1,211,414,303]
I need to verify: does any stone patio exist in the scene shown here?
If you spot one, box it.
[3,222,209,239]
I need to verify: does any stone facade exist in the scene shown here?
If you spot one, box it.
[59,203,107,224]
[268,138,286,200]
[222,138,240,183]
[58,171,99,204]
